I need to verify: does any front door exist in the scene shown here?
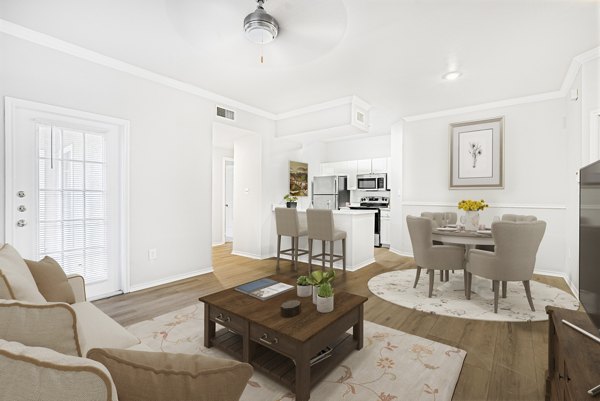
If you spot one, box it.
[5,98,129,299]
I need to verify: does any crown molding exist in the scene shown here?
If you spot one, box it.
[275,95,371,121]
[402,46,600,123]
[0,19,278,120]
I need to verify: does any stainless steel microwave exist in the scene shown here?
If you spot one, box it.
[357,173,387,191]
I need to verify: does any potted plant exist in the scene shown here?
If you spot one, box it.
[457,199,489,231]
[307,270,335,304]
[284,193,298,208]
[296,275,312,297]
[316,282,334,313]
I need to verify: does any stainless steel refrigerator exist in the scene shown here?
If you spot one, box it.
[311,176,350,210]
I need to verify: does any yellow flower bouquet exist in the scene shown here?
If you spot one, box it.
[458,199,488,211]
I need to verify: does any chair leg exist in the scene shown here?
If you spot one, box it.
[308,239,313,274]
[440,270,443,282]
[428,269,435,298]
[445,270,450,281]
[523,280,535,311]
[466,272,472,300]
[321,240,326,269]
[293,237,299,272]
[329,241,334,271]
[342,238,346,273]
[276,235,281,272]
[413,267,422,288]
[463,270,468,298]
[493,280,499,313]
[502,281,507,298]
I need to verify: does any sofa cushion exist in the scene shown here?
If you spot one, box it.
[26,256,76,304]
[0,300,81,356]
[0,244,45,303]
[87,348,253,401]
[71,302,140,355]
[0,339,117,401]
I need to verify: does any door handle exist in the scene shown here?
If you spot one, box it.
[17,219,26,227]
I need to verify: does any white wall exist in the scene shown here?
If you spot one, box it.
[211,146,233,245]
[323,135,391,162]
[0,33,272,290]
[392,98,570,276]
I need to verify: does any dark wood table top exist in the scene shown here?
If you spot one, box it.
[199,274,367,343]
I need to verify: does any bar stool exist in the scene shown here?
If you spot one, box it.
[306,209,346,273]
[275,208,308,272]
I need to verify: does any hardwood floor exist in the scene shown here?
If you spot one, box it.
[95,243,570,401]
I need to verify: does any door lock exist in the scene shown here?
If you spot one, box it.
[17,191,25,198]
[16,219,27,227]
[17,205,26,212]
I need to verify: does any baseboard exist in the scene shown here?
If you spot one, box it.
[389,247,414,258]
[129,267,214,293]
[212,241,225,247]
[534,269,579,299]
[230,250,263,260]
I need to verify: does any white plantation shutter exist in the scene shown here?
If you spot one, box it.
[37,124,108,283]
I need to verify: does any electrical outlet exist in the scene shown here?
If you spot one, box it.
[148,248,157,260]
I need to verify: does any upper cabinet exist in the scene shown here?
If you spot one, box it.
[371,158,388,173]
[320,157,390,190]
[356,159,372,174]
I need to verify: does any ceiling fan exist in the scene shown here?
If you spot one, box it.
[243,0,279,45]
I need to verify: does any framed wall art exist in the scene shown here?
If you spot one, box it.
[450,116,504,189]
[289,161,308,196]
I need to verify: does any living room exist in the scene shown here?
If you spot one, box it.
[1,1,599,401]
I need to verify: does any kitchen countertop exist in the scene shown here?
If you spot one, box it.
[296,208,376,215]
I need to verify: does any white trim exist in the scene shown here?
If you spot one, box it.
[400,201,566,210]
[231,250,263,260]
[533,269,578,299]
[212,241,225,247]
[87,290,123,302]
[590,109,600,163]
[403,91,563,122]
[276,96,354,120]
[389,248,413,258]
[4,96,131,294]
[128,267,214,293]
[0,19,276,120]
[222,157,234,245]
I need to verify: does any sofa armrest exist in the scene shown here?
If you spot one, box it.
[67,274,86,302]
[88,348,253,401]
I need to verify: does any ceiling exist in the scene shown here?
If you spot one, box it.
[1,0,599,133]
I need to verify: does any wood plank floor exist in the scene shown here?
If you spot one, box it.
[95,243,571,401]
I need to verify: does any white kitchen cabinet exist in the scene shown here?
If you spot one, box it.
[371,158,388,173]
[346,160,358,189]
[379,211,392,245]
[320,162,335,175]
[357,159,372,174]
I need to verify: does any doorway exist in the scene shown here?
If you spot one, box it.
[224,159,234,242]
[4,98,129,299]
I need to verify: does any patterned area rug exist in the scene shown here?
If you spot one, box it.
[127,304,466,401]
[368,269,579,322]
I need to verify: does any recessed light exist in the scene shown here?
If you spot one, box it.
[442,71,462,81]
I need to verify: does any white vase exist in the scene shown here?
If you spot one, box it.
[464,211,480,231]
[312,286,320,304]
[297,285,312,298]
[316,295,334,313]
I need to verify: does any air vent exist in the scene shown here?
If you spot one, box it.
[356,110,365,124]
[216,106,235,121]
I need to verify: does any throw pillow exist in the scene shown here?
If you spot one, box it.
[0,244,46,303]
[0,339,116,401]
[26,256,76,304]
[87,348,253,401]
[0,299,82,356]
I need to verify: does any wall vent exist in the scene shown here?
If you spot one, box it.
[216,106,235,121]
[356,110,365,124]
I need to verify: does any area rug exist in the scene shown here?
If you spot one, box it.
[127,304,466,401]
[368,269,579,322]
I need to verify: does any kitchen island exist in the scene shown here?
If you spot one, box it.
[274,208,376,271]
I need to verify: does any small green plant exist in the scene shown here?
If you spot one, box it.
[296,275,310,286]
[307,270,335,286]
[284,193,298,202]
[318,282,334,298]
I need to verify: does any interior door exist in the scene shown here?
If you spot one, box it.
[224,160,234,241]
[5,98,128,299]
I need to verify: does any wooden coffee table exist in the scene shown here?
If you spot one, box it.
[199,275,367,401]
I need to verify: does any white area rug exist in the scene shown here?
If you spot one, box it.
[127,304,466,401]
[368,269,579,322]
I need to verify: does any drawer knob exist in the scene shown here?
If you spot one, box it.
[259,333,279,346]
[215,313,231,324]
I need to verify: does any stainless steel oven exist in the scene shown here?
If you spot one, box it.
[357,173,387,191]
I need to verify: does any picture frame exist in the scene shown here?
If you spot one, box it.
[450,116,504,189]
[289,161,308,196]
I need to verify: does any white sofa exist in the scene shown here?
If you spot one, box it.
[0,244,252,401]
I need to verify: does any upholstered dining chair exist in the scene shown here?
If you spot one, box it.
[406,216,466,297]
[421,211,460,281]
[502,214,538,222]
[466,220,546,313]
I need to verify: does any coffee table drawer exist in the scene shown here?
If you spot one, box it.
[209,306,245,333]
[250,323,296,356]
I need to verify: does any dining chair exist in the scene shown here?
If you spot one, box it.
[421,211,460,281]
[406,216,466,297]
[502,214,538,222]
[466,220,546,313]
[275,208,308,272]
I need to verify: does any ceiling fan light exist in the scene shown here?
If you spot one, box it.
[243,3,279,44]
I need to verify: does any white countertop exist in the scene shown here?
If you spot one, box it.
[296,209,376,215]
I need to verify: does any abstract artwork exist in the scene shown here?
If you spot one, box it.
[289,161,308,196]
[450,117,504,188]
